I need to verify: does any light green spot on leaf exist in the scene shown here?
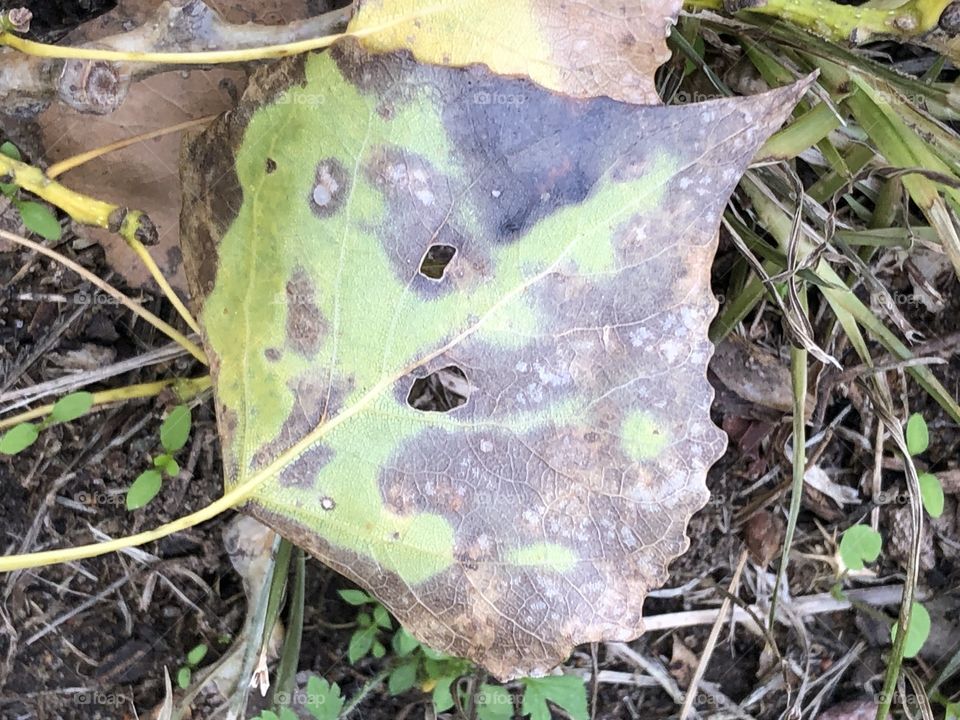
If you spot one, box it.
[507,543,577,573]
[621,411,668,461]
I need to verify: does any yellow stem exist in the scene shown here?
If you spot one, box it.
[0,230,207,364]
[127,237,202,335]
[0,376,211,430]
[1,153,115,227]
[46,116,216,179]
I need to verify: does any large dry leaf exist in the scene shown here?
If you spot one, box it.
[38,0,317,293]
[350,0,680,105]
[180,41,810,679]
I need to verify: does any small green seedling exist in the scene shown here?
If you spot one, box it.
[336,586,588,719]
[337,588,392,662]
[838,524,882,571]
[253,674,344,720]
[890,602,931,659]
[1,141,61,241]
[176,643,208,689]
[126,404,192,510]
[0,391,93,455]
[520,675,589,720]
[905,413,944,518]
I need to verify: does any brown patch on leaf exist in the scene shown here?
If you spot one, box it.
[284,267,325,356]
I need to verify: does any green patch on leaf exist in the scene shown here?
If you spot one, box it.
[621,410,669,461]
[506,543,577,573]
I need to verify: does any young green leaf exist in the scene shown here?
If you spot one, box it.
[338,588,374,606]
[918,473,944,518]
[186,643,208,666]
[371,640,386,658]
[890,602,931,658]
[477,684,515,720]
[839,524,882,571]
[304,675,344,720]
[126,469,163,510]
[373,604,392,629]
[348,626,376,663]
[177,666,191,689]
[160,405,191,453]
[15,200,61,241]
[905,413,929,455]
[50,391,94,423]
[0,141,21,160]
[392,627,420,657]
[521,676,588,720]
[0,422,39,455]
[431,676,457,713]
[388,660,418,695]
[163,458,181,477]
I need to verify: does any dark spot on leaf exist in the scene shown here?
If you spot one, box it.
[264,347,281,362]
[265,157,277,174]
[309,159,349,218]
[285,267,325,356]
[276,444,332,489]
[407,366,470,413]
[419,244,456,279]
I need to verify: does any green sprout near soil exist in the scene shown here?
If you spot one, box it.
[176,642,208,689]
[126,404,192,510]
[336,589,588,719]
[0,391,93,454]
[835,411,950,672]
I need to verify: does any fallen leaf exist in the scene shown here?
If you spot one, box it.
[180,42,810,678]
[350,0,679,105]
[710,336,814,417]
[742,509,784,568]
[37,0,317,294]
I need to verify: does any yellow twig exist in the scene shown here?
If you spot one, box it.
[3,152,201,333]
[0,376,211,430]
[46,115,217,179]
[127,237,202,335]
[0,230,207,364]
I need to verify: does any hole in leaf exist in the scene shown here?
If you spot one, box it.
[407,366,470,413]
[419,244,456,280]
